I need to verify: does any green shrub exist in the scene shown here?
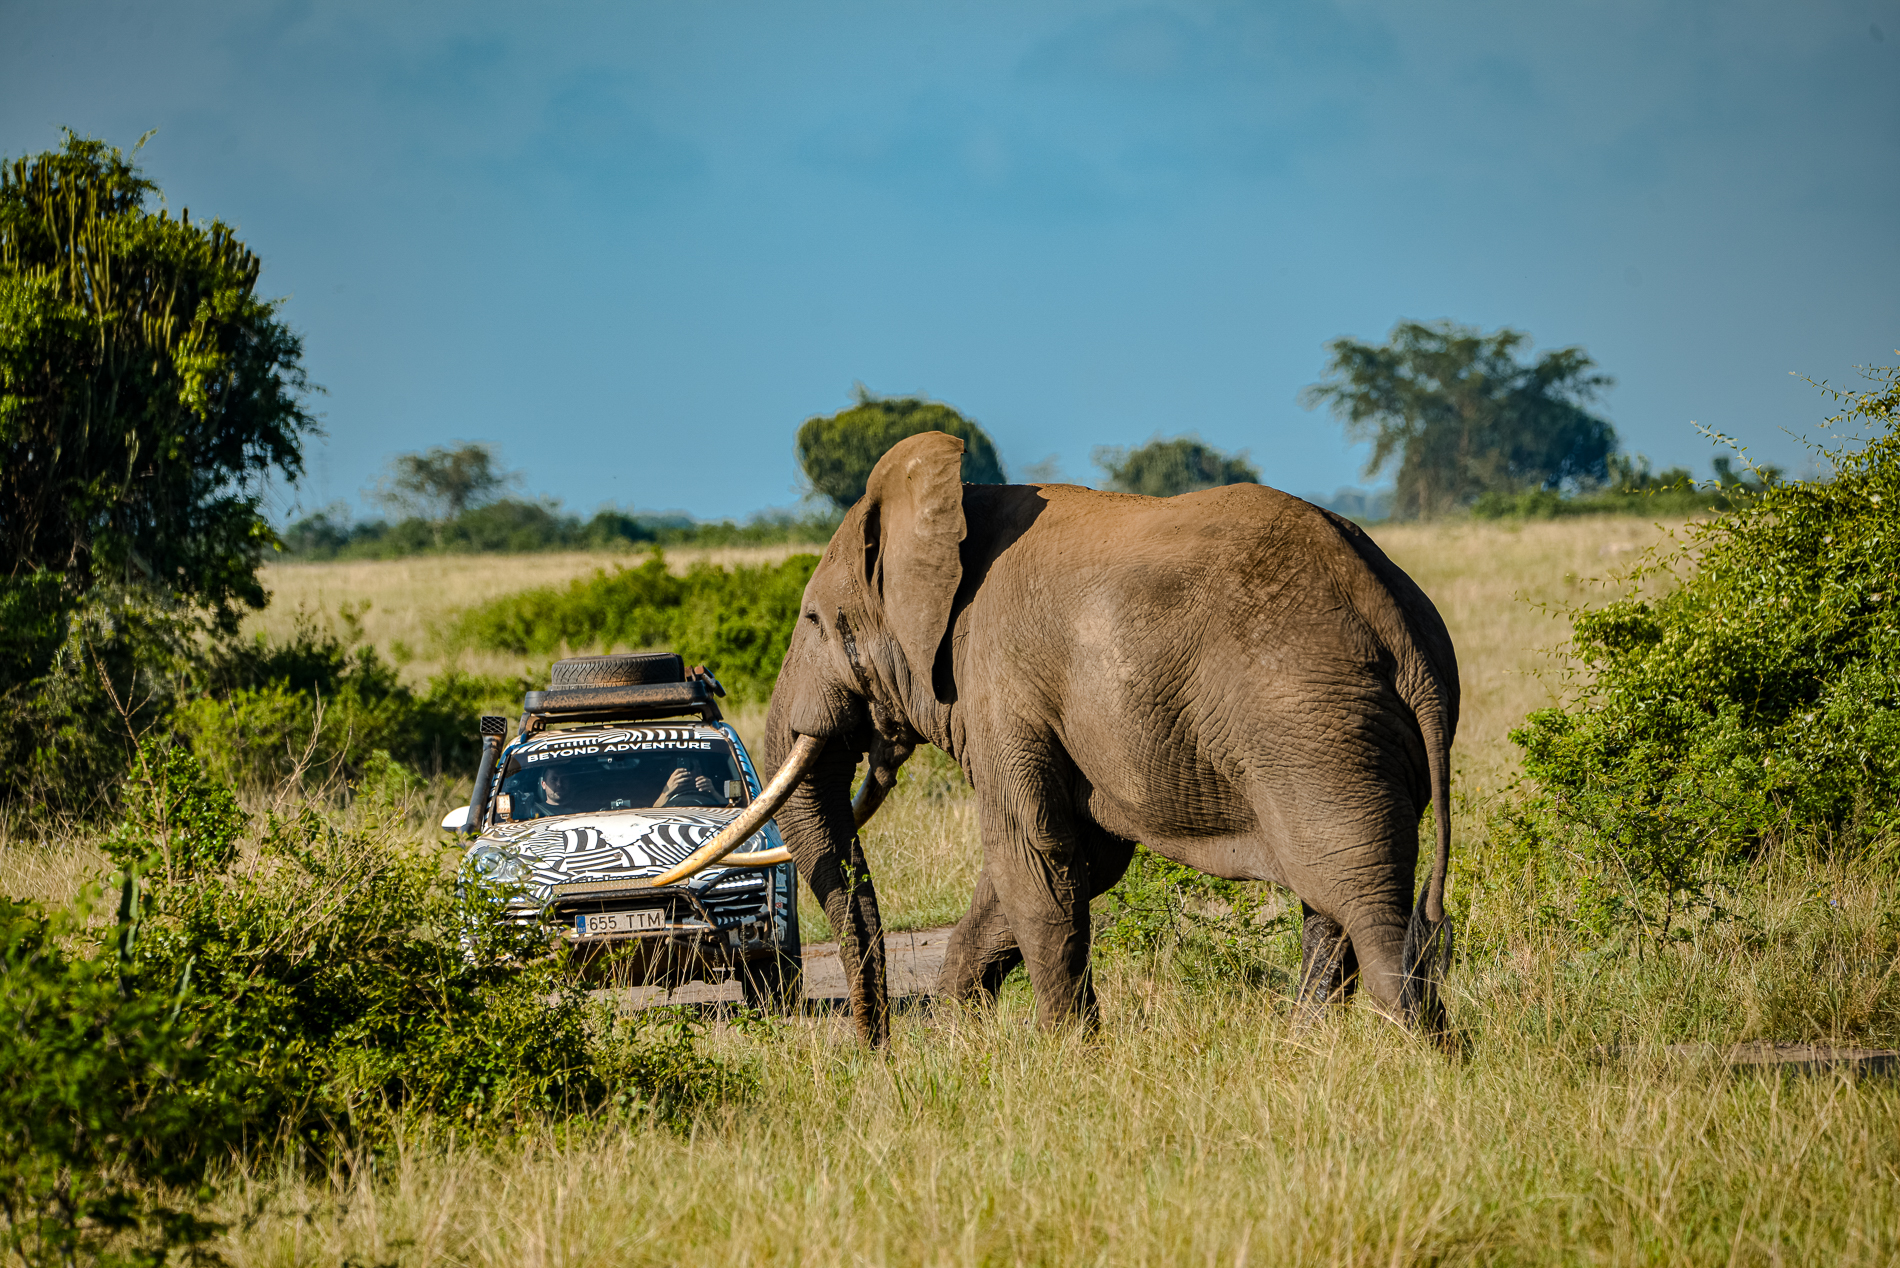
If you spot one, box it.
[175,611,522,787]
[0,584,197,816]
[0,884,235,1267]
[1469,456,1777,520]
[2,592,517,813]
[0,745,753,1261]
[447,553,820,706]
[1506,365,1900,943]
[1094,846,1294,991]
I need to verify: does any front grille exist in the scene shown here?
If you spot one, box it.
[699,873,767,927]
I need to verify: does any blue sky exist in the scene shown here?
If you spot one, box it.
[5,1,1897,521]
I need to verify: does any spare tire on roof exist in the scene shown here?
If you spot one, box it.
[549,652,685,689]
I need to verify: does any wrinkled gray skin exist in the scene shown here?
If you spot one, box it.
[760,432,1458,1046]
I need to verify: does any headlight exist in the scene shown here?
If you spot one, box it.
[468,844,530,884]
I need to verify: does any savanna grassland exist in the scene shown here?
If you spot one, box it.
[12,516,1900,1267]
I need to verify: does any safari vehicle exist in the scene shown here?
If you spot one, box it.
[442,652,802,1008]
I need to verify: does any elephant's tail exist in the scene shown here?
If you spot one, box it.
[1400,669,1455,1034]
[1411,678,1453,927]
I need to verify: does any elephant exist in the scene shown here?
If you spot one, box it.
[652,430,1458,1046]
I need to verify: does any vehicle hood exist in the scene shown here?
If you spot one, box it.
[468,807,777,903]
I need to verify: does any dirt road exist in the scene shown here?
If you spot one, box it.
[614,926,956,1009]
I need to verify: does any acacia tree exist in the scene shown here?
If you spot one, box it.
[1302,320,1616,519]
[796,388,1005,510]
[374,442,512,547]
[0,132,317,623]
[1093,435,1259,497]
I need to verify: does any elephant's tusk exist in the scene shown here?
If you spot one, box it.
[645,733,823,887]
[850,775,887,828]
[714,845,793,867]
[851,740,915,828]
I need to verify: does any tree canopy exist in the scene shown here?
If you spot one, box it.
[0,133,317,622]
[796,389,1005,510]
[1302,320,1616,519]
[375,442,511,523]
[1093,435,1259,497]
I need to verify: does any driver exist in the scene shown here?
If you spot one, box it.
[536,765,575,813]
[654,761,719,807]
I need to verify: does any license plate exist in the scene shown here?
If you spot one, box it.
[575,908,667,937]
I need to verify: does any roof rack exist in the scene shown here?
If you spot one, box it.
[521,678,723,726]
[519,656,728,729]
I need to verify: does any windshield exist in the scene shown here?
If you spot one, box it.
[496,732,745,820]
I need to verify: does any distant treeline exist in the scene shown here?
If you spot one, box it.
[280,499,844,560]
[280,446,1781,566]
[1467,456,1780,521]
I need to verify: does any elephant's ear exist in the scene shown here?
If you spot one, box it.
[860,431,967,701]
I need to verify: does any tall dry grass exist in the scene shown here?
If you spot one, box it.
[206,890,1900,1267]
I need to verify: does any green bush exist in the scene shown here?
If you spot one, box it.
[795,390,1004,511]
[0,583,197,816]
[1,591,516,813]
[176,612,518,788]
[1505,366,1900,943]
[1,744,752,1262]
[448,553,820,706]
[0,884,236,1267]
[1470,456,1778,521]
[1094,846,1294,991]
[113,750,751,1138]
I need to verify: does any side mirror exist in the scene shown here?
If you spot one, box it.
[440,805,472,833]
[725,779,746,805]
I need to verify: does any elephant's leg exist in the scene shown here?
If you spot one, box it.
[1284,878,1412,1022]
[941,823,1133,1005]
[800,830,890,1044]
[1245,736,1423,1024]
[975,780,1096,1031]
[939,868,1024,1002]
[1297,903,1359,1010]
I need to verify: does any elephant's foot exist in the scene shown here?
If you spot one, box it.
[1296,906,1357,1019]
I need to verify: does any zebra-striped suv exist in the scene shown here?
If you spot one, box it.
[443,652,802,1009]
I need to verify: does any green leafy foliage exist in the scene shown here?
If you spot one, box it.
[796,388,1005,511]
[1092,434,1259,498]
[1,745,751,1263]
[1303,319,1616,519]
[0,132,316,816]
[176,609,517,788]
[1,595,514,813]
[1505,366,1900,943]
[0,583,197,815]
[0,132,316,626]
[0,887,236,1267]
[1094,846,1294,991]
[106,738,247,880]
[448,553,820,705]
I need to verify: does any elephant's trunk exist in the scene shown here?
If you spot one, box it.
[851,735,916,828]
[645,733,823,886]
